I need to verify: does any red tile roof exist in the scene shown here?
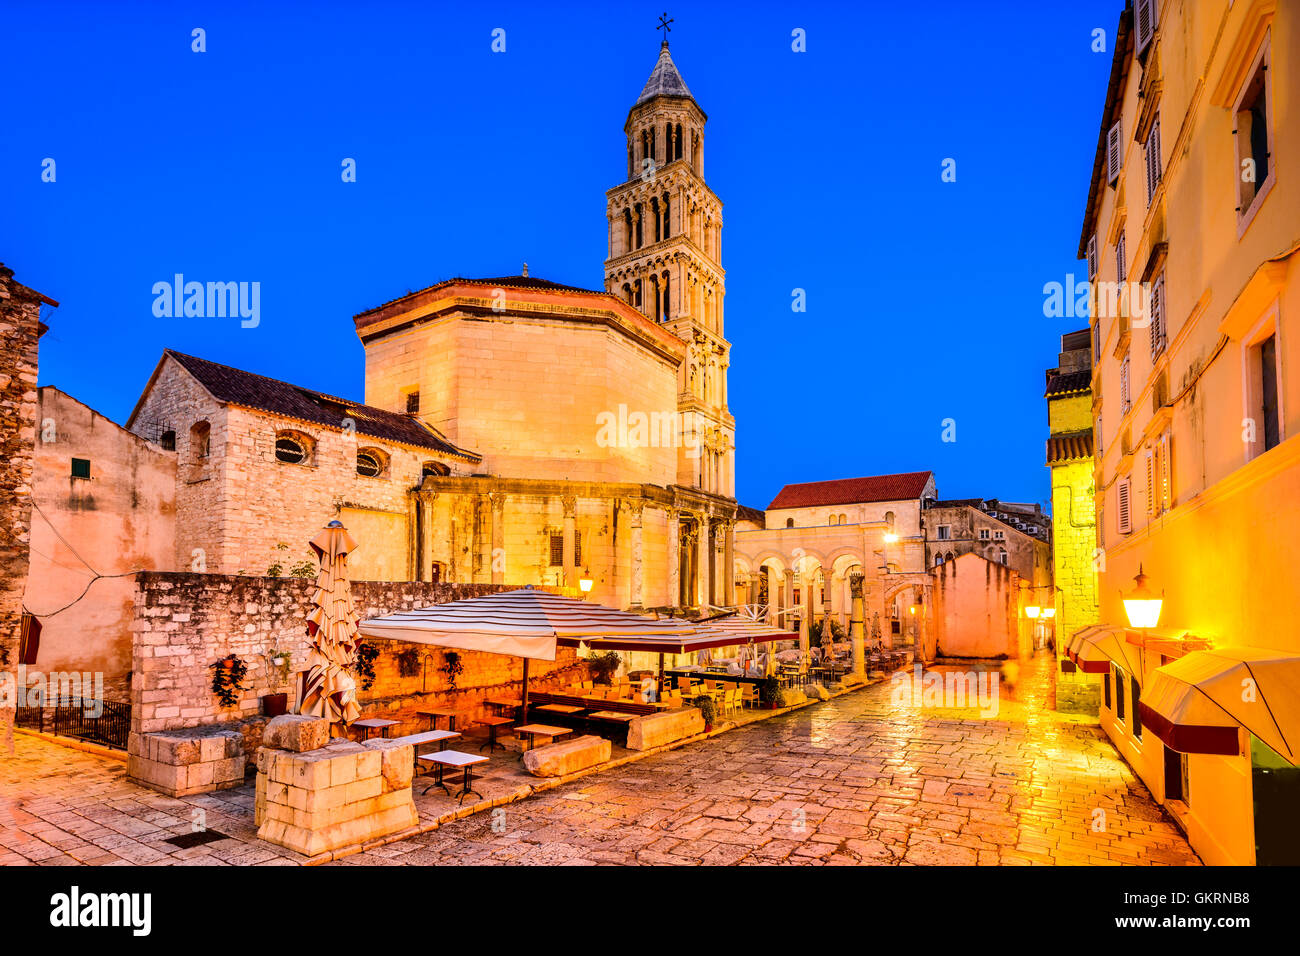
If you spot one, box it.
[164,350,480,461]
[767,471,933,510]
[1046,431,1094,464]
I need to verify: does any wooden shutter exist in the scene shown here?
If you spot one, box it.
[1116,231,1127,284]
[1107,121,1123,184]
[1158,433,1171,513]
[1120,357,1130,412]
[1135,0,1157,55]
[1145,114,1162,203]
[1086,235,1098,280]
[1144,450,1154,517]
[1117,478,1132,534]
[1149,275,1166,359]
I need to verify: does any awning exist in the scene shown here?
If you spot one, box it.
[358,587,697,662]
[1139,646,1300,763]
[556,622,786,655]
[1065,625,1140,675]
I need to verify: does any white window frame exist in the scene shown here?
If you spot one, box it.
[1233,30,1275,236]
[1241,302,1284,463]
[936,525,951,541]
[978,528,990,541]
[993,530,1005,541]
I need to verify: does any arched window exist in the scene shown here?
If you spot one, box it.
[675,123,683,160]
[884,511,895,530]
[356,448,387,478]
[786,518,794,528]
[828,514,838,526]
[634,204,643,248]
[662,193,671,238]
[935,553,945,566]
[839,514,848,524]
[422,460,450,479]
[650,197,660,243]
[662,272,671,322]
[190,421,210,460]
[649,274,661,322]
[945,551,955,563]
[274,431,312,465]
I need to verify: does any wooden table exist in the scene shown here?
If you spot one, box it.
[534,703,583,717]
[586,710,635,724]
[484,698,521,718]
[418,750,488,802]
[417,708,463,732]
[473,715,513,753]
[512,723,573,753]
[352,718,399,740]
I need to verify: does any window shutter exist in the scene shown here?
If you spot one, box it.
[1120,357,1130,412]
[1116,231,1127,285]
[1117,478,1132,534]
[1107,121,1123,184]
[1149,275,1166,359]
[1145,115,1162,203]
[1086,235,1098,280]
[1158,433,1171,513]
[1135,0,1156,55]
[1144,450,1154,517]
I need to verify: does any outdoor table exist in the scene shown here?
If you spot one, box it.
[417,708,463,732]
[474,715,513,753]
[586,710,635,724]
[400,730,460,773]
[534,703,584,721]
[352,718,399,740]
[512,723,573,754]
[418,750,488,802]
[485,698,521,719]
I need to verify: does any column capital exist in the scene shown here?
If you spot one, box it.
[489,492,507,514]
[561,494,577,516]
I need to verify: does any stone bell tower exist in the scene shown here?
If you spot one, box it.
[604,37,734,499]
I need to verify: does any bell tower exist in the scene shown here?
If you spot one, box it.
[604,35,734,498]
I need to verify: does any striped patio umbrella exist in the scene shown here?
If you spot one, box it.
[298,521,362,737]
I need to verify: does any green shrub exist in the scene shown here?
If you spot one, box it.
[694,694,717,726]
[588,650,621,684]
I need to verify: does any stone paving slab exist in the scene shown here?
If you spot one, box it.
[0,653,1201,866]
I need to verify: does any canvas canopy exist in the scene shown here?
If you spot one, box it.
[1065,625,1139,675]
[1139,646,1300,763]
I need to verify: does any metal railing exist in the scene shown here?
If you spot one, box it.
[14,698,131,751]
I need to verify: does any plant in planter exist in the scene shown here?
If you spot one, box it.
[354,640,379,691]
[758,676,781,709]
[693,694,717,731]
[261,647,292,716]
[396,648,421,679]
[440,650,464,687]
[588,650,621,684]
[210,654,248,709]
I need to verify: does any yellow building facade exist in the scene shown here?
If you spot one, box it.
[1080,0,1300,865]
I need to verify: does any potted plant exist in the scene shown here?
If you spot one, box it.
[694,694,717,732]
[261,647,291,716]
[440,650,464,687]
[588,650,621,685]
[758,676,781,709]
[210,654,248,709]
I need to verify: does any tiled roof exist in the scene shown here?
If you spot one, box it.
[636,42,694,106]
[357,275,606,318]
[735,504,766,525]
[768,471,933,510]
[164,350,480,461]
[1046,431,1094,464]
[1046,369,1092,397]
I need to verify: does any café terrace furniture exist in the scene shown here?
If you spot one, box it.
[512,723,574,754]
[485,697,523,720]
[417,708,464,732]
[474,715,514,753]
[352,718,400,741]
[390,729,461,774]
[418,750,489,802]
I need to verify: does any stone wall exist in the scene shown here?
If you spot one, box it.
[930,553,1022,659]
[130,573,591,738]
[0,267,46,676]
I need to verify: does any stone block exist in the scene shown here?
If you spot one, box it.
[626,708,704,751]
[262,714,330,753]
[522,734,611,777]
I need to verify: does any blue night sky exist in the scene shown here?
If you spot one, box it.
[4,0,1116,512]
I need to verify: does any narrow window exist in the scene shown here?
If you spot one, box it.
[1120,355,1131,413]
[786,518,794,528]
[999,551,1008,566]
[160,430,176,451]
[1107,119,1123,185]
[405,391,420,414]
[549,534,564,567]
[1144,114,1162,204]
[1131,676,1143,739]
[1148,274,1166,360]
[1104,671,1112,709]
[1235,35,1272,222]
[1260,335,1280,451]
[1117,478,1133,534]
[1114,666,1127,720]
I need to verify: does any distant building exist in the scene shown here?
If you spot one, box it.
[1045,329,1099,713]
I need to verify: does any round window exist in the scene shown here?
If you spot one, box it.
[356,453,382,477]
[275,437,306,464]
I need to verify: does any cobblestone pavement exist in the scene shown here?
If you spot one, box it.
[0,653,1201,866]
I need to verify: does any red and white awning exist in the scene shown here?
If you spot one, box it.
[1139,646,1300,763]
[1064,625,1140,675]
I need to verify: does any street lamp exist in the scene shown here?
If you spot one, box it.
[578,569,594,595]
[1040,607,1056,619]
[1025,605,1041,619]
[1123,564,1163,628]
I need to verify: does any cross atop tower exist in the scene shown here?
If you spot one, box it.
[657,12,673,44]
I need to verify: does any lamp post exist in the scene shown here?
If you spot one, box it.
[1122,564,1163,629]
[578,568,593,598]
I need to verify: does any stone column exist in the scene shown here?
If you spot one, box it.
[562,494,577,589]
[490,492,506,585]
[849,573,866,675]
[420,493,436,582]
[667,509,681,608]
[629,500,644,610]
[680,522,697,607]
[696,513,711,609]
[782,569,794,630]
[713,522,728,608]
[798,570,811,654]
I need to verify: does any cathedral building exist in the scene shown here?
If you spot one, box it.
[125,40,738,613]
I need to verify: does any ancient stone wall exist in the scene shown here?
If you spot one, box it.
[130,573,590,737]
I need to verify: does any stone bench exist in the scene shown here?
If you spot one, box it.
[127,728,246,797]
[625,708,704,751]
[522,734,611,777]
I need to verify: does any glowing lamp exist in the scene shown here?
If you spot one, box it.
[1040,607,1056,619]
[883,533,899,544]
[578,571,594,594]
[1123,565,1163,629]
[1025,606,1041,619]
